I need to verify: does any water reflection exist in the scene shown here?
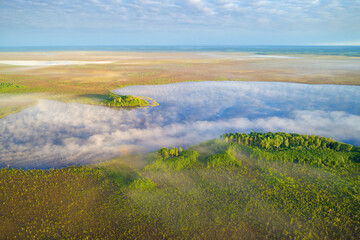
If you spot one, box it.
[0,81,359,168]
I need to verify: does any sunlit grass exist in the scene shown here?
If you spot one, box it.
[1,135,359,239]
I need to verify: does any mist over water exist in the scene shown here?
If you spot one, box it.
[1,81,359,169]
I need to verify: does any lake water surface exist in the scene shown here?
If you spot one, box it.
[1,81,359,168]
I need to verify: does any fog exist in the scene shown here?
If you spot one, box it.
[0,81,359,168]
[0,60,112,66]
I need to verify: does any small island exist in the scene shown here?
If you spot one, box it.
[102,93,150,107]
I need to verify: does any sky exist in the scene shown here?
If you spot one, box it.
[0,0,360,46]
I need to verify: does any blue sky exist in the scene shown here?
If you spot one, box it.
[1,0,360,46]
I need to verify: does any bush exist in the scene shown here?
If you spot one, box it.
[129,178,156,191]
[0,82,24,93]
[165,150,200,170]
[350,153,360,163]
[145,149,200,171]
[207,148,241,169]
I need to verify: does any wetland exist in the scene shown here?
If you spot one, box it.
[1,50,360,239]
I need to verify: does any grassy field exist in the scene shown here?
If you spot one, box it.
[1,135,360,239]
[1,51,359,118]
[1,52,360,95]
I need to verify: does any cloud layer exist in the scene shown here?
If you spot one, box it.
[1,0,358,30]
[1,0,360,45]
[0,81,359,169]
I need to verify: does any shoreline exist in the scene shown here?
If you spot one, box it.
[1,79,359,119]
[1,51,359,118]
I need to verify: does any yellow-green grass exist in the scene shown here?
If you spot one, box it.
[1,52,359,97]
[0,167,121,239]
[0,104,32,119]
[0,93,42,119]
[1,137,360,239]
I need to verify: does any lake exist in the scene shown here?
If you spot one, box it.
[1,81,359,168]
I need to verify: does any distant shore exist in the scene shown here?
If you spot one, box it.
[1,45,360,57]
[1,51,359,118]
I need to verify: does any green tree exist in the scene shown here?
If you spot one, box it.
[340,144,353,152]
[284,138,289,148]
[169,147,176,157]
[274,135,284,149]
[160,148,169,159]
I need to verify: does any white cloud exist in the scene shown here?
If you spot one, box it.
[186,0,216,15]
[5,0,359,44]
[1,0,359,34]
[316,41,360,46]
[312,0,319,5]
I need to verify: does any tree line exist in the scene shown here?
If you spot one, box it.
[222,131,353,152]
[159,147,184,159]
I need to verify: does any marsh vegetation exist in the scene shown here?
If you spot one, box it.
[0,82,25,93]
[0,51,360,239]
[1,133,360,239]
[102,93,149,107]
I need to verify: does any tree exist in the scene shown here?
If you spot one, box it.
[340,144,353,152]
[169,147,176,157]
[333,142,341,151]
[284,138,289,148]
[160,148,169,159]
[274,135,283,149]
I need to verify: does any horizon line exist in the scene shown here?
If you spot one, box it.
[1,44,360,48]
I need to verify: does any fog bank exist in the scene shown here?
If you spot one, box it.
[1,81,359,168]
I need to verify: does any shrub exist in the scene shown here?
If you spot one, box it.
[207,148,241,169]
[165,150,200,170]
[145,149,200,171]
[129,178,156,191]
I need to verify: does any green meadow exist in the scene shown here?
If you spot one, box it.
[1,133,360,239]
